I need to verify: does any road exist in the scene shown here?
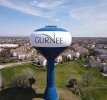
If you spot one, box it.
[0,62,29,69]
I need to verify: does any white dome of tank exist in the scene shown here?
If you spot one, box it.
[30,25,72,47]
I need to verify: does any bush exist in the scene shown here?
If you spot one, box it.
[68,78,82,95]
[10,68,36,88]
[69,78,77,88]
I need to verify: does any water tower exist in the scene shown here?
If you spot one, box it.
[30,25,72,100]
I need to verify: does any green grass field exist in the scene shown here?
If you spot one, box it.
[0,61,107,100]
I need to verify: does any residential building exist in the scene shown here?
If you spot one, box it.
[55,56,62,63]
[35,56,47,66]
[88,57,102,67]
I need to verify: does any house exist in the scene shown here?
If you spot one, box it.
[63,50,76,59]
[96,44,104,49]
[101,63,107,76]
[88,60,102,67]
[102,63,107,73]
[55,55,62,63]
[35,56,47,66]
[18,54,26,60]
[72,44,89,54]
[75,52,80,58]
[0,48,4,52]
[94,48,107,55]
[104,45,107,49]
[61,52,72,61]
[91,45,95,49]
[12,52,17,57]
[72,44,89,60]
[88,57,102,67]
[99,54,107,61]
[61,50,81,61]
[11,44,37,61]
[0,44,19,48]
[67,54,72,60]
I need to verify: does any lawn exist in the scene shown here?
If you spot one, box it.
[0,61,107,100]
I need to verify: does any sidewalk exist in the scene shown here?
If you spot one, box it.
[0,62,28,69]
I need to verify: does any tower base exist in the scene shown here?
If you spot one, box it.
[43,86,58,100]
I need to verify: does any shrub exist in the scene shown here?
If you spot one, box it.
[10,68,36,88]
[68,78,77,88]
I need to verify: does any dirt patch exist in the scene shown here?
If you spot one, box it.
[58,88,80,100]
[33,87,80,100]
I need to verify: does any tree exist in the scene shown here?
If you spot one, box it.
[82,72,93,87]
[29,77,35,87]
[89,49,98,56]
[69,78,77,87]
[10,69,36,88]
[62,56,67,63]
[68,78,82,96]
[0,49,6,62]
[0,48,11,63]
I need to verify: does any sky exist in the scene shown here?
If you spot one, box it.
[0,0,107,37]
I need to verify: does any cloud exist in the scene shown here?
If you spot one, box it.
[0,0,43,16]
[35,0,66,10]
[69,3,107,37]
[0,0,67,20]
